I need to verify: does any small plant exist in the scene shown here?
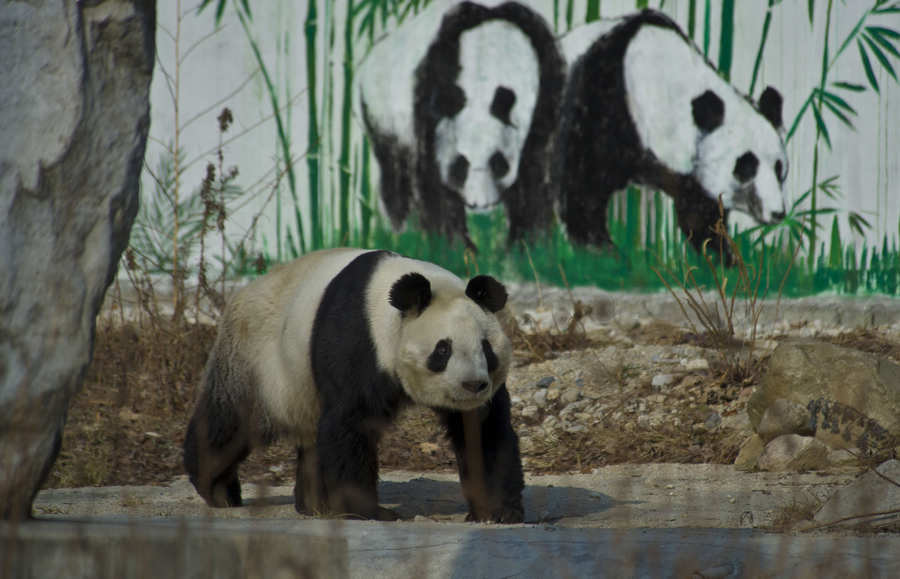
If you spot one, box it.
[770,498,820,531]
[652,202,792,388]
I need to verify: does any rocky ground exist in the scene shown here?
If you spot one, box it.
[44,282,900,531]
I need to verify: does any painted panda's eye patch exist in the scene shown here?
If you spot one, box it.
[427,339,452,373]
[489,151,510,179]
[733,152,759,183]
[449,155,470,188]
[482,339,499,373]
[437,84,466,118]
[490,86,516,126]
[775,160,785,183]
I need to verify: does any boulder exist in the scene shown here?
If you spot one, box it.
[0,0,155,518]
[756,435,830,472]
[756,398,815,443]
[748,341,900,454]
[733,434,765,470]
[811,460,900,530]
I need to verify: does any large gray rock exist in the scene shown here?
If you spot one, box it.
[756,434,830,472]
[811,459,900,530]
[748,341,900,455]
[0,1,155,518]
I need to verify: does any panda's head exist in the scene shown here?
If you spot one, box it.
[691,86,788,224]
[431,19,539,211]
[388,272,511,411]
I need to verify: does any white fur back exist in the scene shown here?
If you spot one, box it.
[224,248,367,445]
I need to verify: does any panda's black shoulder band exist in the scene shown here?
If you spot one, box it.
[389,272,432,316]
[466,275,508,313]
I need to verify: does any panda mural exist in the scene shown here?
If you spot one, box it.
[183,248,523,522]
[357,1,564,248]
[556,10,788,260]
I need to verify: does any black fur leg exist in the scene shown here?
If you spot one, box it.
[436,385,524,523]
[674,185,734,266]
[183,393,251,508]
[315,409,398,521]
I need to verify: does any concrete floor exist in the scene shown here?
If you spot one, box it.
[6,464,898,577]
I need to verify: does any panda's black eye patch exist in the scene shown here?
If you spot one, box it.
[427,339,452,373]
[733,152,759,183]
[436,84,466,118]
[449,155,470,188]
[482,339,499,373]
[775,160,785,183]
[490,86,516,126]
[489,151,510,179]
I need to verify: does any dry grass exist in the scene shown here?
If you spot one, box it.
[501,300,598,365]
[769,498,821,531]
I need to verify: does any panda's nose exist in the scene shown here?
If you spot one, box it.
[462,380,488,393]
[771,210,786,221]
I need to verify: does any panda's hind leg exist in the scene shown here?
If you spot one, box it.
[183,391,252,508]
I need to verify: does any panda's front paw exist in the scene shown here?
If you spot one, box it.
[465,503,524,524]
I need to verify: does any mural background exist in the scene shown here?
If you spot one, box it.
[137,0,900,296]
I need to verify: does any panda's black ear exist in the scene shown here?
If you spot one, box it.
[692,90,725,133]
[389,273,432,316]
[758,86,783,129]
[466,275,508,313]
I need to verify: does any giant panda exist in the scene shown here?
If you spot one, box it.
[357,1,564,248]
[556,10,788,260]
[183,248,523,522]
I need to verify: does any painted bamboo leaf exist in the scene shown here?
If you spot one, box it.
[874,3,900,14]
[848,211,872,237]
[749,0,776,96]
[687,0,697,40]
[810,102,832,148]
[338,0,356,241]
[833,80,866,92]
[305,0,320,251]
[586,0,600,23]
[868,27,900,60]
[863,33,898,80]
[702,0,711,58]
[717,0,735,80]
[858,39,881,92]
[828,215,842,269]
[818,89,856,128]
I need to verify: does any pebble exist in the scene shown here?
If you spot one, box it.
[521,405,540,421]
[651,374,676,390]
[535,376,555,388]
[546,388,561,402]
[704,411,722,430]
[560,389,580,404]
[532,389,548,405]
[681,358,709,371]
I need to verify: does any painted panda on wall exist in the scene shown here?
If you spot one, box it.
[556,10,788,260]
[183,248,523,522]
[357,1,564,248]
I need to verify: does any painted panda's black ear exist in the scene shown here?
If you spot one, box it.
[691,90,725,133]
[389,273,432,316]
[466,275,508,313]
[758,86,783,129]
